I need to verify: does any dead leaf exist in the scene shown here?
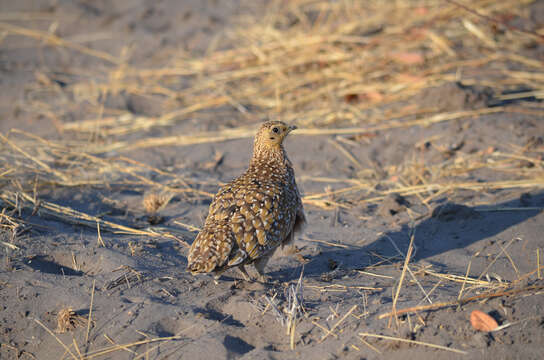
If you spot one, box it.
[344,92,383,104]
[413,6,428,16]
[361,91,384,103]
[470,310,498,332]
[394,52,425,65]
[343,93,359,103]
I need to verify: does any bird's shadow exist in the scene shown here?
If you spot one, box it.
[280,192,543,281]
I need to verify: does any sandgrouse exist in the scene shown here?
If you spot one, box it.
[187,121,306,282]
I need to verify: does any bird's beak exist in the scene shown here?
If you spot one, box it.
[287,125,297,133]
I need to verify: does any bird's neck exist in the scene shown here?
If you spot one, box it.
[250,143,290,170]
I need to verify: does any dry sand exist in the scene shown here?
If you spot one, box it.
[1,1,544,359]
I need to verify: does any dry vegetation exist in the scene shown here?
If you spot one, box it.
[1,0,544,358]
[1,0,543,212]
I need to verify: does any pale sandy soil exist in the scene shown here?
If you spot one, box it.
[1,1,544,359]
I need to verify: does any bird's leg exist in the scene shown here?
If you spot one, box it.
[237,264,252,281]
[213,269,226,285]
[253,255,272,283]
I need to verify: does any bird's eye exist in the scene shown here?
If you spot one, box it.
[272,127,279,133]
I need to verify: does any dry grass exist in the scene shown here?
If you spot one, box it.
[39,1,540,136]
[253,270,306,350]
[55,308,87,334]
[377,281,544,319]
[0,0,542,217]
[36,314,193,360]
[359,332,468,355]
[142,191,174,215]
[0,190,191,247]
[388,229,416,327]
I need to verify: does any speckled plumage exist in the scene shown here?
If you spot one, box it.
[187,121,306,281]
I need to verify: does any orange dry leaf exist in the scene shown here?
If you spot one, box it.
[343,91,383,104]
[394,52,425,65]
[362,91,384,103]
[470,310,498,332]
[413,6,428,16]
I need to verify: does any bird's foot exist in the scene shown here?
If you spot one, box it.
[213,269,226,285]
[257,274,278,284]
[238,265,253,282]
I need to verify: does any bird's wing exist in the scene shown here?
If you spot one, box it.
[206,176,297,265]
[187,222,235,273]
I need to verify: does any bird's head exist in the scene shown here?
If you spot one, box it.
[254,121,297,150]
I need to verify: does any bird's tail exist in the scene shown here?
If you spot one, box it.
[186,261,206,274]
[186,226,235,274]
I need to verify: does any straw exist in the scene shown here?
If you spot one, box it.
[359,333,467,355]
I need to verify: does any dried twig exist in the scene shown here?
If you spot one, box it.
[34,318,78,360]
[320,305,357,342]
[359,332,467,355]
[378,283,544,319]
[85,279,96,344]
[388,229,416,327]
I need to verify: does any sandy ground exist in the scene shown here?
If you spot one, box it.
[1,1,544,359]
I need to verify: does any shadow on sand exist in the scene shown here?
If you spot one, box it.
[286,192,543,280]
